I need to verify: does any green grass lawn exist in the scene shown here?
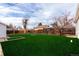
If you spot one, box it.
[1,34,79,56]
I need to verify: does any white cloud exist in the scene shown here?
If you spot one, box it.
[28,17,41,24]
[0,8,11,14]
[0,3,77,29]
[0,17,39,29]
[0,17,23,25]
[0,5,25,15]
[42,11,52,17]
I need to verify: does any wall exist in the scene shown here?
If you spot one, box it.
[0,24,6,38]
[76,20,79,38]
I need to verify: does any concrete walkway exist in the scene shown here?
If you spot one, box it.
[0,43,4,56]
[0,38,7,56]
[66,35,77,38]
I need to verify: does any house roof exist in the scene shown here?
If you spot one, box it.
[34,25,49,30]
[0,22,7,26]
[35,25,49,29]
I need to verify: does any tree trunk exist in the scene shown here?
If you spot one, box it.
[24,29,26,33]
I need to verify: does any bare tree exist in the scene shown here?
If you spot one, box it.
[17,26,22,30]
[8,24,13,28]
[22,18,28,33]
[8,24,16,34]
[51,11,75,35]
[38,22,42,26]
[51,21,61,35]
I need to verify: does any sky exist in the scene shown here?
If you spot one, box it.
[0,3,78,29]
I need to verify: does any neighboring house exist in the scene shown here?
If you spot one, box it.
[33,25,49,33]
[34,25,49,30]
[0,22,7,41]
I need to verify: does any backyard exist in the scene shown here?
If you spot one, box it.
[0,33,79,56]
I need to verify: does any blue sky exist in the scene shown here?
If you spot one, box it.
[0,3,77,29]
